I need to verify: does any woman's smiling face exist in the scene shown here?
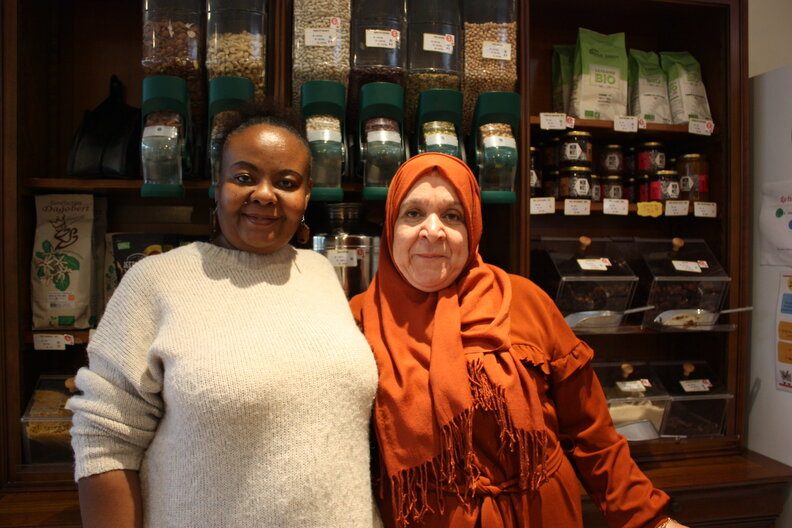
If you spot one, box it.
[392,172,469,292]
[215,123,312,255]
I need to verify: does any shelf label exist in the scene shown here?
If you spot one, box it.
[613,115,638,133]
[539,112,567,130]
[530,197,555,214]
[304,28,339,46]
[694,201,717,218]
[616,380,647,392]
[564,199,591,216]
[664,200,690,216]
[33,333,73,351]
[365,29,399,49]
[636,201,663,217]
[637,118,648,129]
[672,260,703,273]
[688,118,715,136]
[680,379,712,392]
[481,41,511,61]
[326,249,357,267]
[423,33,455,54]
[577,258,609,271]
[603,198,629,215]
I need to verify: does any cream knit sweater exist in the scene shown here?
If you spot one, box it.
[68,242,381,527]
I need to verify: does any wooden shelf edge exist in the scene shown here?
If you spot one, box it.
[528,115,715,136]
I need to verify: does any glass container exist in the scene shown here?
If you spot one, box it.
[142,0,205,126]
[560,166,591,199]
[529,146,542,197]
[602,174,624,200]
[301,80,347,198]
[543,169,559,198]
[590,173,602,202]
[599,143,624,175]
[405,0,462,127]
[206,0,267,101]
[292,0,351,109]
[359,82,406,193]
[637,141,666,173]
[461,0,517,132]
[21,375,74,464]
[677,153,710,201]
[649,169,680,202]
[415,88,463,159]
[559,130,593,167]
[470,91,520,194]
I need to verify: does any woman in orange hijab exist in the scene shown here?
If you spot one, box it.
[350,153,688,528]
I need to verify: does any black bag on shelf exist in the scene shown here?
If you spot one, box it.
[66,74,141,179]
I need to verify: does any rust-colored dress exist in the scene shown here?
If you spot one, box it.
[353,274,670,528]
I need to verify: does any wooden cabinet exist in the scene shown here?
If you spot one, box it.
[1,0,790,525]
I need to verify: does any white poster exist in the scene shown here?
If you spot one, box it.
[774,274,792,392]
[760,181,792,266]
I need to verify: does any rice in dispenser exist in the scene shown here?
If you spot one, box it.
[359,82,407,201]
[301,80,347,201]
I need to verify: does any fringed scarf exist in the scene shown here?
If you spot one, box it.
[359,153,549,527]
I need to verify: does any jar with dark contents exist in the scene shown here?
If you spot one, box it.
[560,166,591,198]
[677,153,710,201]
[602,174,623,200]
[599,144,624,175]
[529,146,542,196]
[622,175,637,203]
[650,170,680,202]
[637,173,651,202]
[142,0,206,126]
[306,114,345,188]
[478,122,518,191]
[142,110,185,187]
[542,137,560,171]
[590,173,602,202]
[559,130,593,167]
[624,146,636,174]
[637,141,667,173]
[543,169,559,198]
[363,117,404,187]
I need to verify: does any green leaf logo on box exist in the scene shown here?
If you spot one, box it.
[569,28,629,121]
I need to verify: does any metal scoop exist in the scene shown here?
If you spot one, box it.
[565,306,655,333]
[653,306,753,330]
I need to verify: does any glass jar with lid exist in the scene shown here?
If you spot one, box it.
[142,0,205,126]
[677,153,710,201]
[415,88,463,159]
[471,91,520,194]
[650,170,680,202]
[637,173,650,202]
[637,141,667,173]
[622,175,637,203]
[590,173,602,202]
[602,174,624,200]
[405,0,462,127]
[349,0,406,120]
[559,130,593,167]
[560,166,591,198]
[461,0,517,132]
[301,80,347,199]
[359,82,406,193]
[543,169,559,198]
[292,0,351,109]
[529,146,542,197]
[599,143,624,175]
[206,0,267,102]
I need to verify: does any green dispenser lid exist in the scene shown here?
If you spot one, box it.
[141,182,185,198]
[416,89,463,129]
[472,91,520,132]
[359,82,404,124]
[301,80,346,121]
[142,75,189,118]
[208,77,255,119]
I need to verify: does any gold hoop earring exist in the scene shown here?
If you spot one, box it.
[296,216,310,245]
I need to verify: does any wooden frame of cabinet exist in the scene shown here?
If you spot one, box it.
[1,0,791,526]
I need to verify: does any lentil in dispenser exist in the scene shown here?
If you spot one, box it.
[301,80,347,201]
[415,89,463,159]
[206,0,267,102]
[405,0,462,127]
[142,0,205,127]
[469,91,519,202]
[292,0,351,109]
[140,75,192,197]
[207,76,255,199]
[358,82,407,201]
[461,0,517,132]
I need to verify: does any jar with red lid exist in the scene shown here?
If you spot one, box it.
[649,169,680,201]
[559,130,593,167]
[637,141,666,173]
[677,153,710,201]
[599,144,624,175]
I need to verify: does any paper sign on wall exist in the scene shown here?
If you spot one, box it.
[774,274,792,392]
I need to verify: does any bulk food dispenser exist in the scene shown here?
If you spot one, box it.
[140,75,192,198]
[206,0,267,102]
[301,80,347,201]
[461,0,518,132]
[358,82,406,200]
[405,0,462,127]
[207,76,255,199]
[414,89,464,160]
[619,237,731,330]
[532,236,638,333]
[469,91,520,203]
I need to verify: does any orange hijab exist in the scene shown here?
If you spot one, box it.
[359,153,548,527]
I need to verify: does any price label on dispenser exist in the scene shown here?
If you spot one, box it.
[326,249,357,267]
[539,113,567,130]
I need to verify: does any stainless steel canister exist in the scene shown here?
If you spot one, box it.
[313,233,380,298]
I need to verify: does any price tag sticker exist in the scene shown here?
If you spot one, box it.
[613,115,638,132]
[664,200,690,216]
[530,197,556,214]
[688,119,715,136]
[422,33,454,54]
[326,249,357,267]
[566,115,576,128]
[603,198,629,215]
[481,41,511,61]
[539,113,567,130]
[680,379,712,392]
[694,201,717,218]
[564,199,591,216]
[616,380,647,392]
[365,29,399,49]
[638,118,647,129]
[672,260,703,273]
[577,258,608,271]
[305,28,339,46]
[636,201,663,217]
[33,333,69,351]
[329,16,341,29]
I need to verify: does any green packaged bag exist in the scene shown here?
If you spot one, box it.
[661,51,712,124]
[552,45,575,113]
[569,27,629,120]
[629,49,672,124]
